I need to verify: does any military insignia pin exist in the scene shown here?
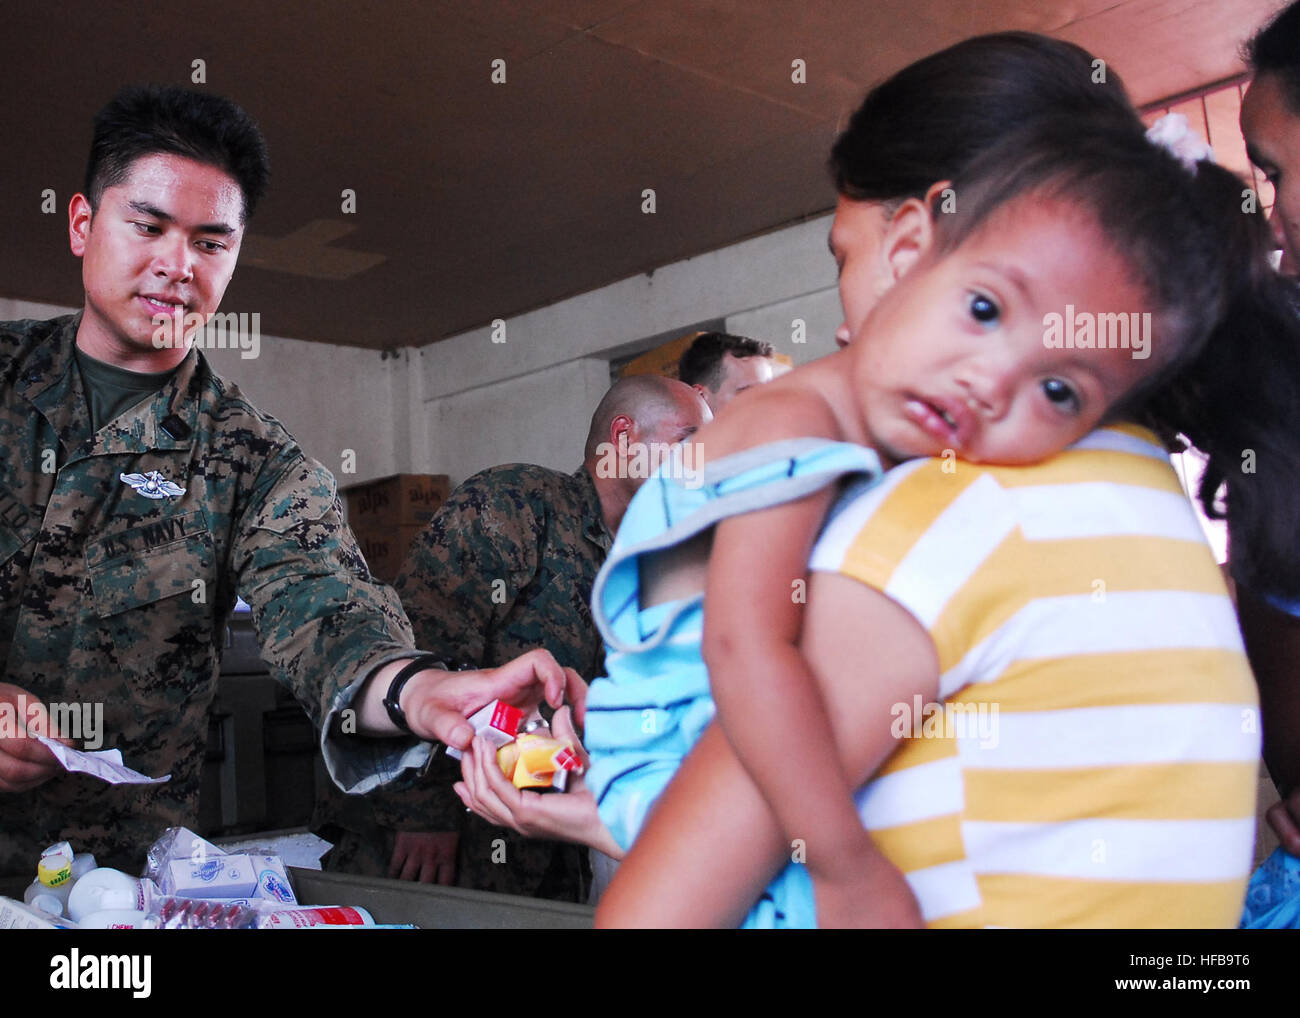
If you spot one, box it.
[120,471,186,499]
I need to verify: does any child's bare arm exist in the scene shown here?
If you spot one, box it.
[700,382,881,915]
[704,491,877,890]
[597,571,940,927]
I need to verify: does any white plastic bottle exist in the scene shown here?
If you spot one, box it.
[67,868,153,923]
[22,842,93,917]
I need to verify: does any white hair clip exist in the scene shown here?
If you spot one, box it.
[1145,112,1215,173]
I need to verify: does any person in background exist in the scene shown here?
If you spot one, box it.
[313,375,709,901]
[1234,0,1300,857]
[677,331,775,413]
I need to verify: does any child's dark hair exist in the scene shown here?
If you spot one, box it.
[1246,0,1300,113]
[829,31,1137,205]
[934,114,1300,598]
[84,85,270,221]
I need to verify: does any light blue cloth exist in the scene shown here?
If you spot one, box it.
[1240,847,1300,928]
[584,437,881,927]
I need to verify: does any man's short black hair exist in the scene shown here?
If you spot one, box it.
[84,85,270,221]
[677,332,774,390]
[1246,1,1300,113]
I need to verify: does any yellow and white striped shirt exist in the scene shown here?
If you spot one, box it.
[809,425,1260,928]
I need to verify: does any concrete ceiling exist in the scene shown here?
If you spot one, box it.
[0,0,1282,350]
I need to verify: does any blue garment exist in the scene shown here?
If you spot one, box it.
[584,437,881,927]
[1240,847,1300,928]
[1263,591,1300,618]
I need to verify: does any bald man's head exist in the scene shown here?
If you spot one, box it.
[583,375,711,532]
[583,375,710,461]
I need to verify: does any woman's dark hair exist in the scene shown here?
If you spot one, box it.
[1147,264,1300,601]
[930,113,1300,598]
[829,31,1139,204]
[1246,1,1300,113]
[85,84,270,221]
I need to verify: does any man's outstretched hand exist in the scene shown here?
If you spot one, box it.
[357,649,586,751]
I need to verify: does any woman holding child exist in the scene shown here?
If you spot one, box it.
[456,31,1300,928]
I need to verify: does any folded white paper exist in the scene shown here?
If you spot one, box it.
[37,736,170,785]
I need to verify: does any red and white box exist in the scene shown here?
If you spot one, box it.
[445,700,524,760]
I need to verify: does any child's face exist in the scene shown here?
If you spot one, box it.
[851,195,1158,469]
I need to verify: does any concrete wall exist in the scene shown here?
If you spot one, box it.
[415,356,613,483]
[413,213,842,481]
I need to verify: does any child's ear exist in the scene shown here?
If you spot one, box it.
[880,182,947,286]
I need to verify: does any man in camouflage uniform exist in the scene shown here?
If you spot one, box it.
[313,375,711,900]
[0,85,575,881]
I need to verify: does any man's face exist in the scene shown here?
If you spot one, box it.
[1241,72,1300,277]
[704,353,774,412]
[70,152,245,367]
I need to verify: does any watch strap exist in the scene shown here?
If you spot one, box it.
[382,654,445,734]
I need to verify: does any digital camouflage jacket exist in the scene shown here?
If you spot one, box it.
[0,314,428,878]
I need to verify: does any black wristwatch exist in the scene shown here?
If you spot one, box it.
[382,654,446,734]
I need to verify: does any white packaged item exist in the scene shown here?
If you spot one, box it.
[250,856,297,904]
[0,896,78,930]
[165,855,258,899]
[445,700,525,760]
[24,846,99,917]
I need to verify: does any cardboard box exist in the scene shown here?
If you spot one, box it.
[343,473,450,529]
[618,333,697,380]
[354,524,424,583]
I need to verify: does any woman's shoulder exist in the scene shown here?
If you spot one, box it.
[810,424,1188,579]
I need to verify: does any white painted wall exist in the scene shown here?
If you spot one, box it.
[726,286,843,369]
[415,356,612,482]
[416,213,841,404]
[410,213,844,481]
[201,338,406,487]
